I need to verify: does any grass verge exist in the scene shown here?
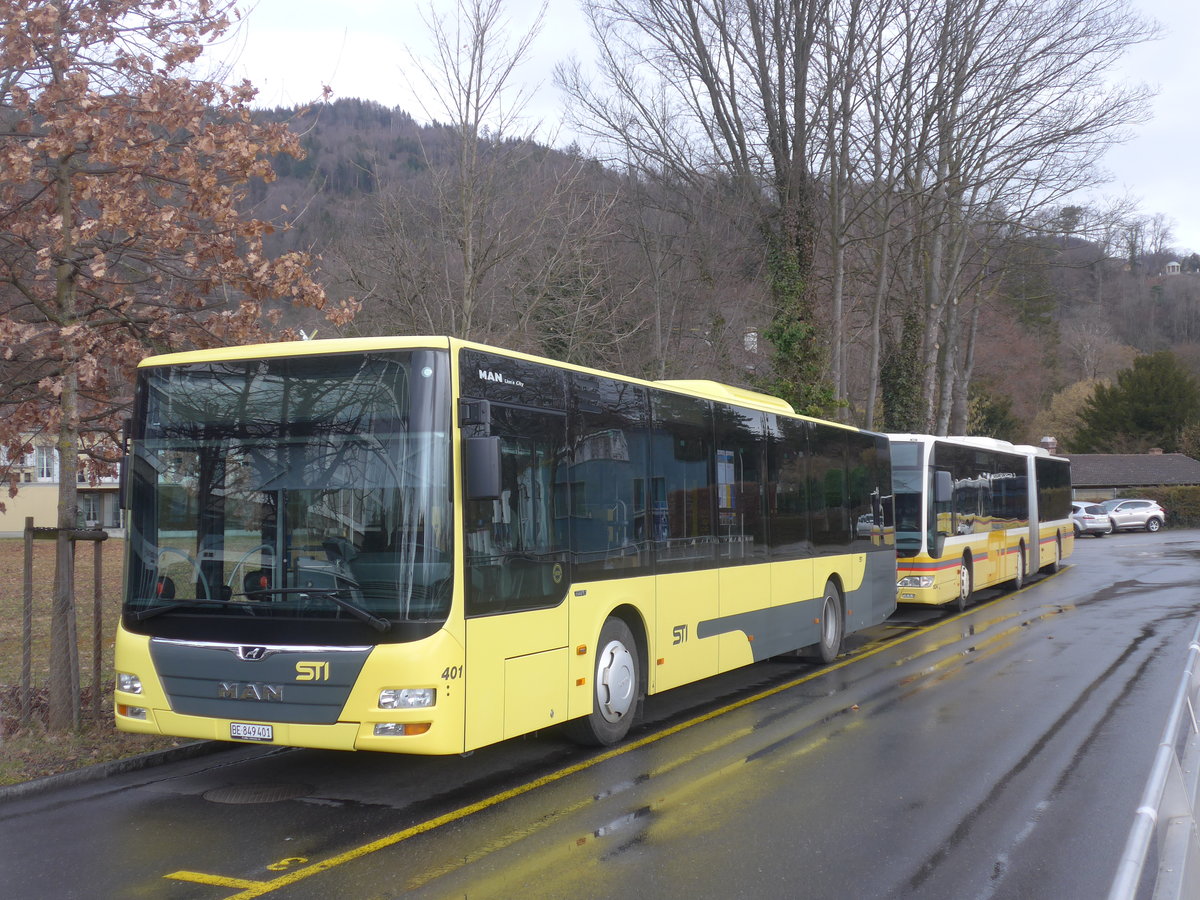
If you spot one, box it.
[0,537,186,786]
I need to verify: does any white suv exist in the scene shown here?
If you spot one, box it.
[1101,498,1166,533]
[1071,502,1112,537]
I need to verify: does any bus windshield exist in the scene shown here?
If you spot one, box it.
[123,350,452,640]
[891,442,926,559]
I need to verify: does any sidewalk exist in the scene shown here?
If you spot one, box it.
[0,740,233,804]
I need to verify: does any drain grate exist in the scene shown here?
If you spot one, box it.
[203,783,312,804]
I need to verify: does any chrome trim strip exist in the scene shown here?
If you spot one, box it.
[150,637,372,654]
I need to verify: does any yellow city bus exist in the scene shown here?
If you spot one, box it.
[890,434,1073,610]
[115,337,896,754]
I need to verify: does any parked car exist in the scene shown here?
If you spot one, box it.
[1101,498,1166,533]
[1071,501,1112,537]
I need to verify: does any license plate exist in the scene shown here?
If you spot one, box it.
[230,722,273,742]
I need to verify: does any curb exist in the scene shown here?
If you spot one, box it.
[0,740,236,804]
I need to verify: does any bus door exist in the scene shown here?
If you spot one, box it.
[463,405,571,749]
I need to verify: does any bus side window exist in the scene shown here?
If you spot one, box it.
[650,392,716,573]
[464,407,570,615]
[568,374,651,581]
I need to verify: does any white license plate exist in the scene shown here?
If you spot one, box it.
[230,722,274,742]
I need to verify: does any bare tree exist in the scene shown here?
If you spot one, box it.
[0,0,342,729]
[561,0,836,413]
[887,0,1157,431]
[329,0,641,360]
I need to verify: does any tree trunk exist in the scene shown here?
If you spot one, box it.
[864,226,891,429]
[935,294,960,435]
[950,302,979,433]
[49,372,82,731]
[48,148,81,732]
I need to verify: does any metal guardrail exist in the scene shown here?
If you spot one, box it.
[1109,620,1200,900]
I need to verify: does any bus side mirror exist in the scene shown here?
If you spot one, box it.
[934,470,953,504]
[118,417,132,510]
[119,454,129,510]
[464,436,502,501]
[459,398,491,428]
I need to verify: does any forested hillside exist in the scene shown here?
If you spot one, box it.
[5,0,1194,474]
[247,96,1200,450]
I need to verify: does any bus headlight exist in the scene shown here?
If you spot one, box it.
[374,722,432,736]
[117,672,143,694]
[897,575,936,588]
[379,688,436,710]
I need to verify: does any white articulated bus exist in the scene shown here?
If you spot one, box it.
[890,434,1073,609]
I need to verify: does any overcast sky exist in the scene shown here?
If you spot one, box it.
[223,0,1200,253]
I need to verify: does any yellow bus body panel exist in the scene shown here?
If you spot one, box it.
[897,523,1072,607]
[114,625,475,756]
[1038,522,1073,567]
[717,564,771,671]
[463,604,567,751]
[771,558,814,610]
[342,629,467,754]
[564,576,654,719]
[653,569,720,692]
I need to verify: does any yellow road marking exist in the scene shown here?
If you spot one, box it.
[169,568,1069,898]
[166,871,269,889]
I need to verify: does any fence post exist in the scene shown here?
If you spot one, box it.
[92,541,103,723]
[22,516,34,727]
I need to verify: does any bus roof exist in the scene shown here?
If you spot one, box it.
[137,335,453,368]
[656,379,795,415]
[139,335,886,431]
[887,433,1054,458]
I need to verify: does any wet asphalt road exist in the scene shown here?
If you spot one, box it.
[3,529,1198,899]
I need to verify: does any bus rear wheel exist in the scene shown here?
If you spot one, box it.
[565,617,640,746]
[804,580,844,665]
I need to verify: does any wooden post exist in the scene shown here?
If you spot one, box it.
[92,541,103,724]
[22,517,34,726]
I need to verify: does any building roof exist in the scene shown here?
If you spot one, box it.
[1068,452,1200,488]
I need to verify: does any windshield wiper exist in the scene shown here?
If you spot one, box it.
[238,587,392,633]
[133,597,270,621]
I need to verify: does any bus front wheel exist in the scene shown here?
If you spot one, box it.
[565,617,640,747]
[1044,536,1062,574]
[956,557,973,612]
[1010,543,1026,591]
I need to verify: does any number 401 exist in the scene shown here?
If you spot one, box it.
[441,665,464,681]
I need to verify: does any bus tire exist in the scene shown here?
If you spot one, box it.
[956,556,973,612]
[565,617,640,747]
[1045,536,1062,574]
[804,580,844,665]
[1010,542,1026,591]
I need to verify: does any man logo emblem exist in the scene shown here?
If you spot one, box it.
[238,646,269,661]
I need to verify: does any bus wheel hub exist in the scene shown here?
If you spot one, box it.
[597,640,635,722]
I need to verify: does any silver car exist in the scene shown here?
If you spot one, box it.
[1101,498,1166,533]
[1071,501,1112,537]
